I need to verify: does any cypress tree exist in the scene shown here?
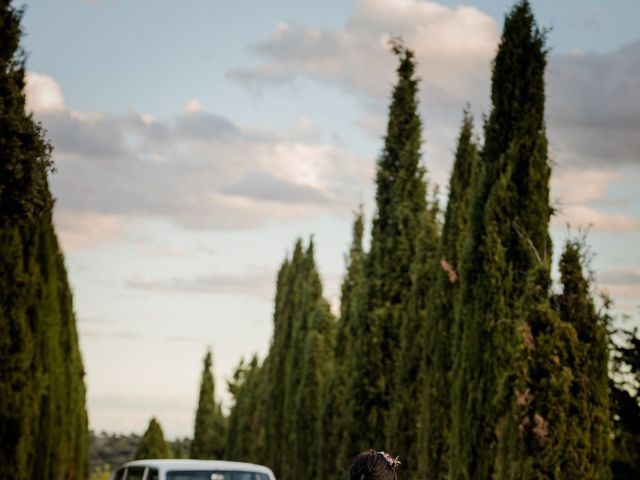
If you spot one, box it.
[281,243,312,479]
[0,0,52,224]
[226,355,266,463]
[319,211,366,479]
[418,110,477,480]
[191,349,226,459]
[0,2,88,478]
[134,418,170,460]
[390,187,439,479]
[450,2,552,478]
[552,240,610,477]
[173,440,184,459]
[348,38,428,457]
[263,247,298,476]
[283,241,336,480]
[226,357,246,461]
[229,239,335,480]
[291,247,336,479]
[57,248,89,480]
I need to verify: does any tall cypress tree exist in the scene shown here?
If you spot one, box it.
[291,244,336,479]
[282,243,313,479]
[0,0,52,224]
[56,248,89,480]
[282,241,336,480]
[135,418,171,460]
[263,245,298,477]
[191,349,226,459]
[258,239,336,480]
[418,110,477,480]
[450,2,552,478]
[390,188,439,479]
[0,2,88,478]
[226,355,266,463]
[319,211,366,479]
[551,240,610,477]
[347,39,428,457]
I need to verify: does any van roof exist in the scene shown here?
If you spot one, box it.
[120,459,274,474]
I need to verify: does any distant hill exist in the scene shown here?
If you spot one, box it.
[89,430,191,472]
[89,431,140,471]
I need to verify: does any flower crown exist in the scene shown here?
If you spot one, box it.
[377,451,401,470]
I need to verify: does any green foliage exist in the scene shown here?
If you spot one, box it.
[221,5,622,480]
[227,239,336,480]
[320,212,366,479]
[191,349,227,459]
[263,251,296,474]
[389,188,440,479]
[134,418,170,460]
[88,431,141,472]
[610,327,640,478]
[347,40,430,469]
[0,0,53,226]
[450,1,553,478]
[552,241,610,477]
[417,110,477,479]
[226,355,266,463]
[493,240,610,479]
[284,241,336,480]
[172,439,184,459]
[89,464,112,480]
[0,4,88,478]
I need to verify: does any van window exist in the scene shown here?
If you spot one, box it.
[167,472,269,480]
[126,466,146,480]
[113,468,125,480]
[147,468,159,480]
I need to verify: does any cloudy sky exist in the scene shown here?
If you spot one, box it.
[20,0,640,438]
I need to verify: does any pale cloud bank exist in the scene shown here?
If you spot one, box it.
[25,73,373,250]
[547,40,640,168]
[228,0,640,235]
[229,0,499,107]
[54,211,127,250]
[553,205,640,232]
[550,168,640,232]
[598,269,640,300]
[126,269,277,298]
[25,1,640,247]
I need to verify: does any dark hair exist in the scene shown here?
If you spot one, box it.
[349,450,400,480]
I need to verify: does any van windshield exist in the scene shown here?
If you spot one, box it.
[166,471,269,480]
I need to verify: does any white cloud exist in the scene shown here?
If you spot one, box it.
[553,205,640,232]
[598,269,640,300]
[290,115,320,142]
[26,75,372,240]
[230,0,640,176]
[134,241,189,258]
[54,211,127,250]
[229,0,499,105]
[126,269,277,298]
[551,169,622,205]
[25,72,65,113]
[183,98,202,113]
[547,39,640,168]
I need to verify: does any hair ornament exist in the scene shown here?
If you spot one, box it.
[377,451,401,470]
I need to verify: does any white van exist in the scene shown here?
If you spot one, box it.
[110,459,276,480]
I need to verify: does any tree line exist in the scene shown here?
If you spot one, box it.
[2,0,639,479]
[212,2,638,479]
[0,1,88,479]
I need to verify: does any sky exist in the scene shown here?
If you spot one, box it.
[19,0,640,439]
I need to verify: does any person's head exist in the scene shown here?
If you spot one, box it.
[349,450,400,480]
